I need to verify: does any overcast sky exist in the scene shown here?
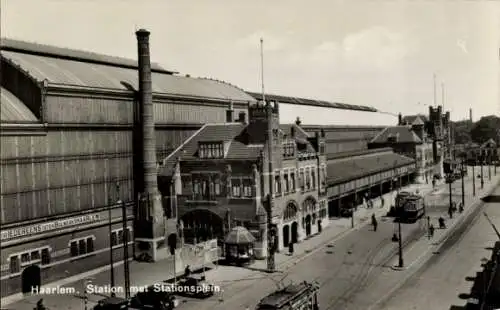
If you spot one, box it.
[2,0,499,123]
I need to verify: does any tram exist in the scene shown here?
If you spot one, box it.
[256,281,320,310]
[400,195,426,222]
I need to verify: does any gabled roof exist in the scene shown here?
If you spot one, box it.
[1,38,256,103]
[402,114,428,125]
[481,139,497,148]
[0,87,38,122]
[159,122,314,176]
[246,91,377,112]
[369,126,422,144]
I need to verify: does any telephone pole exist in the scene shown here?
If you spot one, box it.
[262,38,275,273]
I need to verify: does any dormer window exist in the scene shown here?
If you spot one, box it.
[283,142,295,158]
[199,141,224,159]
[387,134,398,143]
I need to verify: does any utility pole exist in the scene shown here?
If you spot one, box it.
[397,218,404,268]
[121,198,131,299]
[262,37,275,273]
[108,193,116,296]
[472,161,476,197]
[488,152,491,181]
[481,154,484,189]
[461,157,465,207]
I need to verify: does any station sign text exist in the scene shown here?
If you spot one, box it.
[1,214,101,241]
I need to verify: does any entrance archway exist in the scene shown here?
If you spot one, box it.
[22,265,41,294]
[181,209,224,244]
[291,222,298,243]
[282,225,290,247]
[305,215,312,236]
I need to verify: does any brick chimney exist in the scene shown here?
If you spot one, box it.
[135,29,167,262]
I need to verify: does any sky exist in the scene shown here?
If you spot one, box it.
[1,0,499,124]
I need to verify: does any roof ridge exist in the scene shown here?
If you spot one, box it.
[0,37,177,74]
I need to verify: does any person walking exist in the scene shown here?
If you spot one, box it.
[184,265,191,278]
[371,214,378,232]
[429,224,435,238]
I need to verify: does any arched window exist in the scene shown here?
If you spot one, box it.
[283,203,298,221]
[302,197,316,213]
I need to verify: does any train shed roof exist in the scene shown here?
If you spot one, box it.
[1,38,256,103]
[0,87,38,123]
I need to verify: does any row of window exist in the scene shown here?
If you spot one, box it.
[274,166,327,195]
[9,247,51,274]
[8,228,133,274]
[198,142,224,159]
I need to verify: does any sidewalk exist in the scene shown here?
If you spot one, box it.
[1,178,450,310]
[387,171,500,270]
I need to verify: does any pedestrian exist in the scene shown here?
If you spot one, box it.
[184,265,191,277]
[448,207,453,219]
[459,202,464,213]
[371,214,378,232]
[438,216,446,229]
[381,196,385,208]
[429,224,435,238]
[35,299,46,310]
[288,242,294,256]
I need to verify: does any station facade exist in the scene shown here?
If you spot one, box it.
[1,33,418,297]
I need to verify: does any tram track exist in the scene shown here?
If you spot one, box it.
[324,220,427,309]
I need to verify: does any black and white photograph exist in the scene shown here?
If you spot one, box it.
[0,0,499,309]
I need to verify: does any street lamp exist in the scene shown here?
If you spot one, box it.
[460,154,465,207]
[488,151,492,181]
[480,153,484,189]
[446,173,454,217]
[392,217,404,268]
[472,154,476,197]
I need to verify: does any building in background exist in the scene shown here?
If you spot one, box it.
[0,37,254,297]
[160,101,328,258]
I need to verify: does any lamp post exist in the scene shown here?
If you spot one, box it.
[480,154,484,189]
[108,194,116,297]
[488,151,491,181]
[121,198,131,299]
[397,218,404,268]
[447,173,453,216]
[461,156,465,207]
[472,158,476,197]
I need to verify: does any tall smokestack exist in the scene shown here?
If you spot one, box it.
[469,108,473,123]
[137,29,159,195]
[135,29,166,262]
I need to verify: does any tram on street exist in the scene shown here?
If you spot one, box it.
[400,194,426,222]
[255,281,320,310]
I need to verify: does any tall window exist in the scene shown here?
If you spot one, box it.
[198,142,224,159]
[214,176,221,196]
[290,171,296,192]
[283,173,289,193]
[41,248,51,265]
[319,143,326,155]
[9,256,19,273]
[232,178,241,197]
[299,169,305,191]
[274,171,281,194]
[305,168,311,190]
[193,179,200,196]
[311,169,316,189]
[243,179,253,197]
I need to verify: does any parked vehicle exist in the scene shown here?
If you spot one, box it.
[93,297,134,310]
[129,286,178,309]
[175,275,215,298]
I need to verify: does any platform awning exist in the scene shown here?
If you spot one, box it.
[327,151,415,185]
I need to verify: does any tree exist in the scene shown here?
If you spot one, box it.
[452,120,473,144]
[470,115,500,144]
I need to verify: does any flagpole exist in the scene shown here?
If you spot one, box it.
[260,38,266,103]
